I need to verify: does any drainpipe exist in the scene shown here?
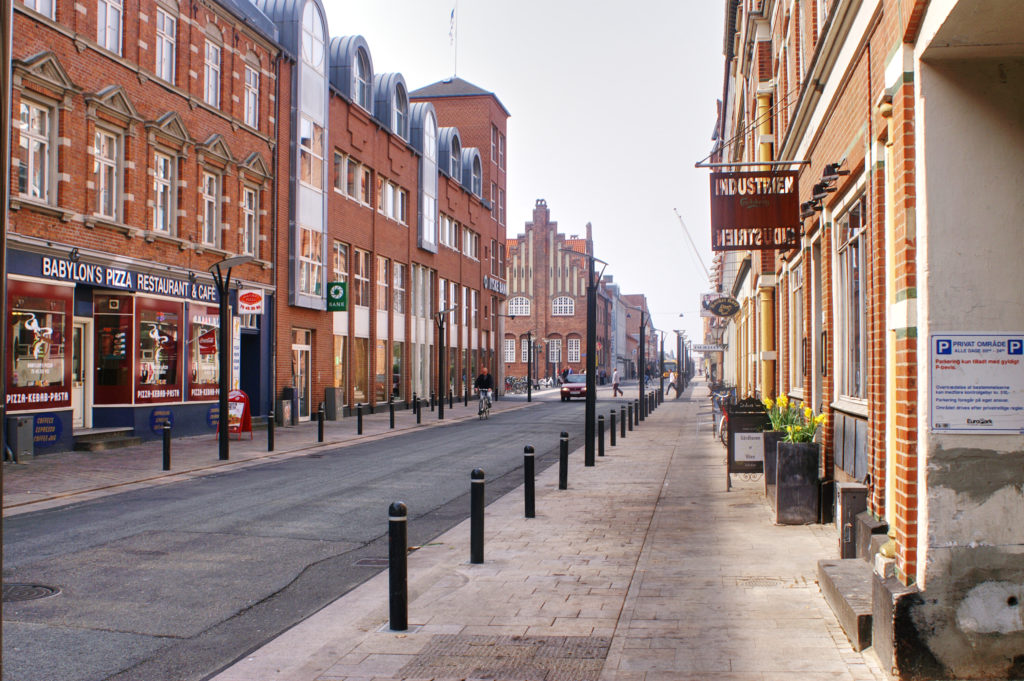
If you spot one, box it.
[757,90,776,398]
[269,53,281,419]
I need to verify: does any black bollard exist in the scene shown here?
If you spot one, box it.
[559,431,569,490]
[598,415,605,458]
[416,398,422,424]
[389,400,395,429]
[448,389,453,410]
[627,403,634,431]
[524,446,535,518]
[412,392,418,416]
[268,409,275,452]
[639,395,645,422]
[431,391,435,411]
[635,399,642,424]
[464,385,469,407]
[162,423,171,471]
[388,501,408,631]
[357,403,363,435]
[470,468,485,564]
[610,410,617,447]
[621,405,627,438]
[318,403,325,442]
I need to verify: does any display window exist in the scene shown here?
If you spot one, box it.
[6,280,72,410]
[135,297,182,403]
[188,306,220,400]
[95,293,134,404]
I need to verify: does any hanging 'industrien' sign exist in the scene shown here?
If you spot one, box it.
[709,170,800,251]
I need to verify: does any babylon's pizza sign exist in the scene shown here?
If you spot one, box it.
[710,171,800,251]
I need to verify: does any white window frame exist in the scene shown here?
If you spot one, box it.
[392,83,408,139]
[393,262,406,314]
[498,132,505,170]
[244,65,259,129]
[204,40,221,108]
[552,296,575,316]
[498,187,505,225]
[789,258,805,390]
[503,338,515,363]
[93,128,120,220]
[24,0,55,18]
[521,338,530,363]
[153,151,174,233]
[301,1,325,70]
[376,256,389,312]
[462,227,479,260]
[332,241,349,286]
[242,186,258,256]
[354,49,371,110]
[17,100,52,202]
[352,248,370,307]
[155,8,176,84]
[548,338,562,364]
[508,296,530,317]
[298,225,323,296]
[835,192,868,401]
[200,170,220,246]
[471,156,482,196]
[450,137,462,181]
[299,115,324,190]
[567,337,581,363]
[97,0,123,54]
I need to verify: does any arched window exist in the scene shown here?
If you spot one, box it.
[301,2,325,71]
[354,49,371,110]
[450,136,462,181]
[392,83,408,140]
[552,296,575,316]
[507,296,530,317]
[471,155,482,196]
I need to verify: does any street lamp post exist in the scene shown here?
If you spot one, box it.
[659,332,665,397]
[674,330,685,397]
[638,309,647,420]
[208,254,253,461]
[435,306,457,420]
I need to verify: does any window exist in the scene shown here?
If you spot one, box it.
[393,262,406,314]
[837,194,867,399]
[354,49,371,110]
[471,156,482,196]
[507,296,530,317]
[450,136,462,181]
[23,0,54,17]
[498,188,505,225]
[490,182,496,219]
[298,226,323,296]
[97,0,122,54]
[17,101,51,201]
[155,8,176,83]
[204,40,220,107]
[552,296,575,316]
[299,115,324,189]
[93,129,119,219]
[332,241,348,286]
[153,152,174,233]
[392,83,408,138]
[503,338,515,363]
[491,125,497,162]
[567,337,581,363]
[244,65,259,128]
[359,166,372,205]
[376,256,389,311]
[200,171,219,245]
[419,110,437,249]
[548,338,561,364]
[462,227,479,259]
[471,289,479,327]
[242,187,258,256]
[352,248,370,307]
[498,132,505,170]
[377,177,407,223]
[789,261,805,390]
[521,337,530,363]
[440,214,459,249]
[301,1,325,70]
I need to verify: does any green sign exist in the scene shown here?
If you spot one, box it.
[326,281,347,311]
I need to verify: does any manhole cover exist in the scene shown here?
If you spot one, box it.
[3,583,61,602]
[355,558,390,567]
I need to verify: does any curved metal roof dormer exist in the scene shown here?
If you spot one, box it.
[373,72,410,141]
[408,102,437,155]
[328,35,374,112]
[461,147,483,198]
[437,127,462,182]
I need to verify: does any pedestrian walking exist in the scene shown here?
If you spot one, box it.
[665,371,678,397]
[612,368,624,397]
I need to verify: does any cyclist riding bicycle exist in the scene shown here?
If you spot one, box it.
[474,367,495,415]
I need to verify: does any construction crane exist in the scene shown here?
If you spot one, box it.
[673,208,710,281]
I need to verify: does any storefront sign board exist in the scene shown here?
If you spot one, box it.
[710,171,800,251]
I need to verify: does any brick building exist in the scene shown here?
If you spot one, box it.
[6,0,281,449]
[503,199,613,384]
[711,0,1024,677]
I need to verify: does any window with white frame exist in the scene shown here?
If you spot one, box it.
[376,256,389,311]
[298,226,323,296]
[552,296,575,316]
[440,214,459,250]
[547,338,561,364]
[23,0,54,17]
[490,125,497,162]
[335,153,368,205]
[836,194,867,399]
[155,8,176,83]
[93,129,119,219]
[462,227,479,259]
[153,152,174,233]
[359,166,372,205]
[301,1,325,70]
[242,186,258,256]
[352,248,370,307]
[392,83,408,139]
[244,65,259,128]
[393,262,406,314]
[332,241,348,286]
[471,156,482,196]
[200,171,219,245]
[789,260,805,390]
[354,49,371,110]
[97,0,122,54]
[504,338,515,363]
[567,337,581,363]
[507,296,530,317]
[376,176,407,224]
[498,188,505,225]
[204,40,220,107]
[449,136,461,180]
[299,115,323,189]
[17,101,51,202]
[498,132,505,170]
[521,337,530,363]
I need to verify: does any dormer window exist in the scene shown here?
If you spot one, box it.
[392,83,408,140]
[471,156,482,196]
[355,49,371,110]
[450,136,462,181]
[301,1,325,71]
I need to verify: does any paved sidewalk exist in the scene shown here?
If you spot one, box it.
[2,387,561,517]
[203,383,888,681]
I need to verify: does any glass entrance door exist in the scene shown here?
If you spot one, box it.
[292,329,311,420]
[72,320,91,428]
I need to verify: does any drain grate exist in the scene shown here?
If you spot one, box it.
[354,558,390,567]
[735,576,809,588]
[3,583,61,602]
[399,634,609,680]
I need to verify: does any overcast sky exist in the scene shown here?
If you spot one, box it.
[323,1,725,348]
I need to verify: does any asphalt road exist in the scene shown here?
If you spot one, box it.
[2,393,596,681]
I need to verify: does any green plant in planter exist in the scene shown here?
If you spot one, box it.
[762,395,827,442]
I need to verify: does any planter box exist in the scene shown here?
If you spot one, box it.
[763,431,785,510]
[774,441,821,524]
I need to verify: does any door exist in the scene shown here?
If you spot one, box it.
[72,319,92,429]
[292,329,311,421]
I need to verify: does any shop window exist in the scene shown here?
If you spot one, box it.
[837,194,867,400]
[94,293,134,404]
[136,298,181,403]
[375,339,388,403]
[392,341,403,400]
[7,281,71,409]
[17,100,53,203]
[353,337,369,404]
[188,307,219,400]
[333,335,346,393]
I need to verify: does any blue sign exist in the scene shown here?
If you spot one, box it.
[207,406,220,429]
[149,408,174,434]
[33,413,63,448]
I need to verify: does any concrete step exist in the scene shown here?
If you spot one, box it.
[73,435,144,451]
[818,558,873,651]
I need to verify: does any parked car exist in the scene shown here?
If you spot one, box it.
[560,374,587,401]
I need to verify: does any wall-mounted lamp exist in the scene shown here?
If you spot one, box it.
[69,248,80,262]
[811,182,836,202]
[821,161,850,184]
[800,201,820,219]
[188,271,197,284]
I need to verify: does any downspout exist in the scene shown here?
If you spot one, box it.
[269,52,281,419]
[757,91,777,398]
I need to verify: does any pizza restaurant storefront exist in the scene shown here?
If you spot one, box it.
[6,249,273,454]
